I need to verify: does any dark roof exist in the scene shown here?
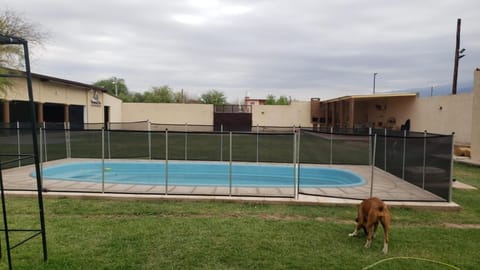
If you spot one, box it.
[1,68,106,92]
[31,72,106,92]
[324,93,417,103]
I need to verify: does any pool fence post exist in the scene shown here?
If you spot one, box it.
[67,122,71,159]
[293,129,297,199]
[39,125,43,176]
[16,121,21,167]
[229,131,232,197]
[220,124,223,162]
[256,124,259,163]
[422,130,427,189]
[298,129,302,199]
[38,124,44,185]
[165,129,169,195]
[64,122,68,159]
[184,122,188,160]
[296,129,302,200]
[68,122,72,158]
[148,120,152,160]
[42,122,48,162]
[368,127,372,166]
[369,133,377,198]
[101,127,105,193]
[448,132,455,202]
[329,126,333,166]
[107,122,111,159]
[384,128,387,171]
[402,129,406,179]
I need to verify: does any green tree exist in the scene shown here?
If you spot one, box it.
[265,94,290,105]
[276,95,290,105]
[145,86,174,103]
[199,90,226,105]
[265,94,276,105]
[93,77,129,99]
[130,92,144,102]
[1,10,47,93]
[173,89,188,103]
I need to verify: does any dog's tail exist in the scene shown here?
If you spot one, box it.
[376,204,388,216]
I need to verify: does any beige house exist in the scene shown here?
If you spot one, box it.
[1,69,479,161]
[312,91,473,145]
[1,72,119,126]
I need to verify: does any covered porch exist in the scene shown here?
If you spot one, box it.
[311,93,417,130]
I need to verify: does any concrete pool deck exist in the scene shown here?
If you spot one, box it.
[1,158,461,210]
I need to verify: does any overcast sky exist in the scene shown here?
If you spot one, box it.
[4,0,480,102]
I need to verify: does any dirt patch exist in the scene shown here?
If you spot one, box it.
[443,223,480,229]
[259,214,308,221]
[315,217,354,224]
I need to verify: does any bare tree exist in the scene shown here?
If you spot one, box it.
[0,10,48,68]
[1,10,48,95]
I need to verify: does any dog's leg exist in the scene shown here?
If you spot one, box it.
[381,217,390,254]
[349,222,362,237]
[349,210,364,237]
[373,221,379,238]
[364,224,373,248]
[364,210,377,249]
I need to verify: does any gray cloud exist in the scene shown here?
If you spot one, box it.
[4,0,480,101]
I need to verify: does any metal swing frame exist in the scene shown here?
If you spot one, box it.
[0,34,47,270]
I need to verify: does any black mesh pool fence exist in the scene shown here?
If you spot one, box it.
[0,124,453,201]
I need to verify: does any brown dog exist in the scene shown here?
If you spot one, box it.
[348,197,390,254]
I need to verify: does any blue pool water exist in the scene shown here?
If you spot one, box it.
[38,161,365,188]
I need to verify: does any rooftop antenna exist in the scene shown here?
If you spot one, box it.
[373,73,378,94]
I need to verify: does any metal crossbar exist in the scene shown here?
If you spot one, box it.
[0,34,25,45]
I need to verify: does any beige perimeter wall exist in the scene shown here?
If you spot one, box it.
[410,94,472,145]
[121,103,214,125]
[252,101,312,127]
[471,69,480,161]
[121,102,312,128]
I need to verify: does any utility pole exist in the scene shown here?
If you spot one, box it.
[452,18,465,95]
[113,77,118,96]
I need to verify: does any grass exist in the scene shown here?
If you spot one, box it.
[0,162,479,269]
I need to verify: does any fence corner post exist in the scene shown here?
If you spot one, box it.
[370,133,377,198]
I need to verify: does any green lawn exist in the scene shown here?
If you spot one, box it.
[1,162,479,269]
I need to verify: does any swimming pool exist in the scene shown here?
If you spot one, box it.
[38,161,365,188]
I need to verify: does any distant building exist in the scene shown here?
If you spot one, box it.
[244,96,266,106]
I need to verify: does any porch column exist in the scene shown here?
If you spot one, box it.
[37,102,44,124]
[339,101,344,128]
[2,100,10,124]
[348,99,355,129]
[64,104,70,124]
[331,102,336,127]
[324,102,329,127]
